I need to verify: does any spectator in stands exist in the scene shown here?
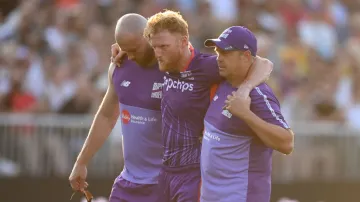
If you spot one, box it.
[58,74,93,114]
[2,47,37,113]
[345,64,360,130]
[297,1,338,60]
[1,0,360,183]
[43,62,77,113]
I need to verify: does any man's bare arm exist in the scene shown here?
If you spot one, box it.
[245,56,273,87]
[111,43,127,66]
[236,56,273,97]
[225,92,294,155]
[76,63,119,165]
[242,112,294,155]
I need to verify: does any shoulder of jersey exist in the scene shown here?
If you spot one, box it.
[192,52,217,68]
[195,52,216,60]
[250,83,271,96]
[117,57,136,68]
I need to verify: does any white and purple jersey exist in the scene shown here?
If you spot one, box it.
[201,82,290,202]
[112,59,164,184]
[161,47,222,168]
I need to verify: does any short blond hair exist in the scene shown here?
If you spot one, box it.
[144,10,189,39]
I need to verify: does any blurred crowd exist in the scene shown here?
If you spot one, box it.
[0,0,359,130]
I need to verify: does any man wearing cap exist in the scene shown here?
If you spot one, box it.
[200,26,295,202]
[110,10,276,201]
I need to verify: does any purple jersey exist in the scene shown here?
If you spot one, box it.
[201,82,290,202]
[161,48,222,168]
[109,176,161,202]
[113,59,164,184]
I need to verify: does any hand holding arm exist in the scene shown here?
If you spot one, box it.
[225,91,294,155]
[234,56,273,98]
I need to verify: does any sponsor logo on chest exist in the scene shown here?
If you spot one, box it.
[213,94,232,118]
[151,82,163,99]
[203,130,221,141]
[163,76,194,92]
[121,109,158,125]
[222,110,233,118]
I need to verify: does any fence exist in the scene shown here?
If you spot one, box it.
[0,113,360,182]
[0,113,123,178]
[273,121,360,183]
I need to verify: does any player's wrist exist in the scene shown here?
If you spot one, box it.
[239,110,256,123]
[75,158,88,166]
[238,81,253,91]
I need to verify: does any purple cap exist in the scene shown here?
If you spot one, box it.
[204,26,257,56]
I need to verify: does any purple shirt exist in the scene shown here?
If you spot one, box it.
[113,59,164,184]
[161,49,222,168]
[201,82,290,202]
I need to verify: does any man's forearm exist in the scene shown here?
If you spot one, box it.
[76,113,118,165]
[240,111,294,155]
[243,57,273,89]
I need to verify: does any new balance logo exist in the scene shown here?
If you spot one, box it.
[121,80,131,87]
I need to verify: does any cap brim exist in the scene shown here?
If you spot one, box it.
[204,39,234,50]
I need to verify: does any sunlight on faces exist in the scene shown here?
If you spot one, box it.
[214,46,252,80]
[148,30,188,72]
[116,33,154,66]
[143,10,190,72]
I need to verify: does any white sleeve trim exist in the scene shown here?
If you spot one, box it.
[254,87,289,129]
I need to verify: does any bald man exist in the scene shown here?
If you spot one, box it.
[69,14,165,202]
[111,11,274,202]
